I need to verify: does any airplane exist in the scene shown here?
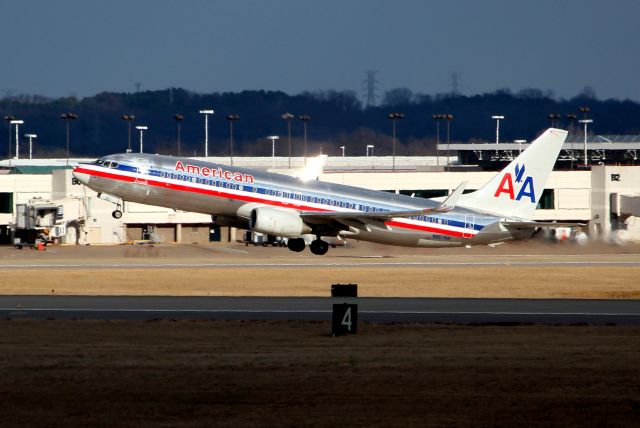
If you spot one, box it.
[72,128,578,255]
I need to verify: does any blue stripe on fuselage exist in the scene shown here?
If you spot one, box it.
[108,162,487,232]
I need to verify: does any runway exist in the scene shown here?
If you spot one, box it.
[2,295,640,325]
[3,259,640,269]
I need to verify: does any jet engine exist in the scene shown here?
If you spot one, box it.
[250,207,311,237]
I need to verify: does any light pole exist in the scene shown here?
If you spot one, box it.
[566,113,577,167]
[445,114,453,167]
[491,115,504,156]
[199,109,214,157]
[299,114,310,165]
[339,146,345,157]
[136,125,148,153]
[387,112,404,171]
[266,135,279,169]
[579,106,590,167]
[579,106,590,120]
[566,113,577,134]
[514,139,526,155]
[366,144,374,157]
[432,114,444,166]
[227,114,240,166]
[24,133,37,159]
[173,114,184,157]
[10,119,23,160]
[281,112,294,168]
[121,114,135,153]
[579,119,593,167]
[4,115,15,164]
[548,113,561,128]
[60,113,78,166]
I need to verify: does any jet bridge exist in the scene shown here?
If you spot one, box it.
[609,193,640,241]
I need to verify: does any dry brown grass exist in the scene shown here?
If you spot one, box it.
[2,266,640,299]
[1,320,639,427]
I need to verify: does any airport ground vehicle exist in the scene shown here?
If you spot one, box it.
[13,200,68,248]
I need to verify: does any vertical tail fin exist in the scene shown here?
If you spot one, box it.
[459,128,568,219]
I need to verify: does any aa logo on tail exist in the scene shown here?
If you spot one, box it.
[493,163,536,203]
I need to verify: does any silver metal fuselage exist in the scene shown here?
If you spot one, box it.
[72,153,527,248]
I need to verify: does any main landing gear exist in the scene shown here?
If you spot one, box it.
[309,238,329,256]
[286,236,330,255]
[287,238,306,252]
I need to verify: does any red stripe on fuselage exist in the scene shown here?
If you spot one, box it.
[74,166,475,238]
[384,220,467,238]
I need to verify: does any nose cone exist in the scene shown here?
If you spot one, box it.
[72,168,91,186]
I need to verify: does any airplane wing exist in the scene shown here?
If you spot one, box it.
[301,181,468,222]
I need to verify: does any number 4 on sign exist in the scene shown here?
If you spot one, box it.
[332,303,358,336]
[342,307,352,331]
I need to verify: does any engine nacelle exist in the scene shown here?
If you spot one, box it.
[250,207,311,237]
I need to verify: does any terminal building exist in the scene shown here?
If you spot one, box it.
[1,133,640,245]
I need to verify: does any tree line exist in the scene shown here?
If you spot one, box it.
[1,87,639,158]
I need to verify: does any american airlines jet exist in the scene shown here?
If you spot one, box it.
[72,128,576,255]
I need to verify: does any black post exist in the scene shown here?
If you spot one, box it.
[281,113,294,168]
[122,114,135,153]
[446,114,453,167]
[392,119,396,171]
[446,119,450,166]
[4,115,15,162]
[287,119,292,168]
[229,120,233,165]
[177,121,182,157]
[226,115,239,166]
[299,115,310,165]
[174,114,184,157]
[65,120,70,165]
[128,121,132,153]
[61,113,78,166]
[388,112,404,172]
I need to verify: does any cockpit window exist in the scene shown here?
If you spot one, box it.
[97,160,119,168]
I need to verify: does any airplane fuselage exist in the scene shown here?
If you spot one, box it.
[72,153,526,248]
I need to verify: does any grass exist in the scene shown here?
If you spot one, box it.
[1,320,639,427]
[1,266,640,299]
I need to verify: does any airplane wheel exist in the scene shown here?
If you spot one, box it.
[112,210,123,219]
[309,239,329,256]
[287,238,306,252]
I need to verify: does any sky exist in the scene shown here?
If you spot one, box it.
[1,0,639,101]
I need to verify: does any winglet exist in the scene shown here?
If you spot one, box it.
[435,181,467,212]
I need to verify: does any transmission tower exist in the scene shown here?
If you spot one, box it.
[362,70,379,107]
[449,72,461,96]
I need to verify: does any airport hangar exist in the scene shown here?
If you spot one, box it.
[1,133,640,246]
